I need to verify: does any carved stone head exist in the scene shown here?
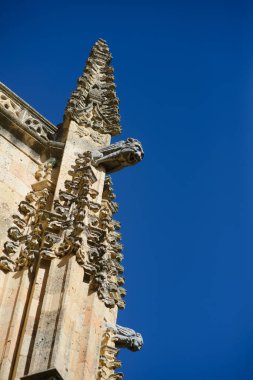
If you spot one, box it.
[92,137,144,173]
[124,138,144,164]
[130,332,144,352]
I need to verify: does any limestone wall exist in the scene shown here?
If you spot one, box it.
[0,38,144,380]
[0,126,38,254]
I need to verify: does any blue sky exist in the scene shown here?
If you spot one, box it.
[2,1,253,379]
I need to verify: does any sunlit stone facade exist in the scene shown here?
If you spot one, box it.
[0,39,143,380]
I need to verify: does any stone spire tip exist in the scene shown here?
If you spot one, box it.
[65,38,121,136]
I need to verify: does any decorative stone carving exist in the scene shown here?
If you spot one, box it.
[96,177,143,379]
[92,138,144,173]
[0,149,140,318]
[65,39,121,136]
[85,176,126,309]
[0,255,16,272]
[0,82,57,141]
[35,158,57,181]
[0,159,56,272]
[37,151,99,263]
[97,328,123,380]
[0,152,139,328]
[106,323,143,352]
[0,128,143,272]
[97,322,143,379]
[0,40,144,380]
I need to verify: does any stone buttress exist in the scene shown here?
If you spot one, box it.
[0,39,144,380]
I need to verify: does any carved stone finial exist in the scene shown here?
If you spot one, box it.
[65,39,121,136]
[92,138,144,173]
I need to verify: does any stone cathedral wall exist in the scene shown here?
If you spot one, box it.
[0,39,144,380]
[0,128,38,252]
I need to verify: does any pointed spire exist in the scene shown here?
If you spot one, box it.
[65,39,121,136]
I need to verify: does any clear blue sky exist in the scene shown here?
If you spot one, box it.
[2,1,253,379]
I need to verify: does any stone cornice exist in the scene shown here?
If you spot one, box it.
[0,82,57,142]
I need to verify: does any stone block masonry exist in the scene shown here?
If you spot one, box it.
[0,39,143,380]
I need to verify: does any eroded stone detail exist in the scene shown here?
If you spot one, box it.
[39,152,98,262]
[0,40,144,380]
[39,170,127,310]
[97,323,143,379]
[86,176,126,309]
[97,328,123,380]
[0,151,139,313]
[92,138,144,173]
[0,159,56,272]
[106,323,143,352]
[0,83,57,141]
[65,39,121,136]
[75,126,108,145]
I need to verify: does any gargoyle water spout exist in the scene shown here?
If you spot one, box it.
[106,323,144,352]
[92,138,144,173]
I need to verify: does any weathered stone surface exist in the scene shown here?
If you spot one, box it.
[21,367,63,380]
[97,322,143,379]
[0,158,57,272]
[0,82,57,142]
[65,39,121,136]
[0,39,143,380]
[106,323,143,352]
[92,138,144,173]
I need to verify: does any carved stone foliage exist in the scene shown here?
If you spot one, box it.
[39,151,99,262]
[86,176,126,309]
[0,149,126,314]
[65,39,121,136]
[38,169,127,310]
[0,159,56,272]
[0,146,138,316]
[97,328,123,380]
[97,323,143,379]
[0,83,56,141]
[92,138,144,173]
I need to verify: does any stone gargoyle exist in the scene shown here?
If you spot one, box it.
[106,323,143,352]
[92,138,144,173]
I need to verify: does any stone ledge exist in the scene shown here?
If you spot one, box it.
[0,82,57,143]
[20,367,63,380]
